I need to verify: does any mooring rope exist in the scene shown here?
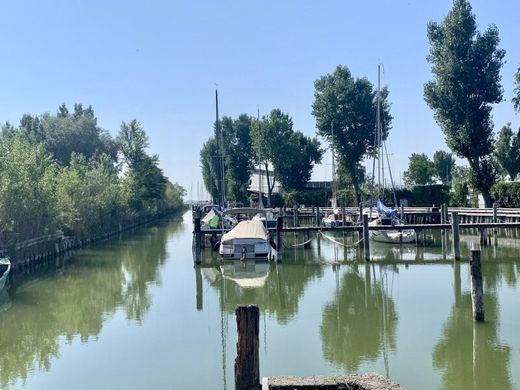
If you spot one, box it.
[319,230,363,248]
[288,237,315,247]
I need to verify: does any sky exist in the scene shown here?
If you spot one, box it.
[1,1,519,200]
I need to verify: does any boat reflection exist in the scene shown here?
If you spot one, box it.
[220,260,270,289]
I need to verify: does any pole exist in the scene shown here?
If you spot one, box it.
[234,305,260,390]
[470,250,485,321]
[363,214,370,261]
[452,211,460,261]
[276,216,283,261]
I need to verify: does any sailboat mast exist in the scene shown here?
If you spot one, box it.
[257,107,264,209]
[215,89,226,207]
[377,65,384,198]
[331,121,337,209]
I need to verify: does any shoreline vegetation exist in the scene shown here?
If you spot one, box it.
[0,103,186,266]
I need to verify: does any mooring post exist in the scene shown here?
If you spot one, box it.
[400,204,405,223]
[315,206,320,226]
[493,202,498,245]
[341,207,346,227]
[470,250,485,322]
[276,216,283,261]
[235,305,260,390]
[195,265,203,311]
[362,214,370,261]
[292,205,298,227]
[452,211,460,261]
[193,216,202,264]
[440,203,446,227]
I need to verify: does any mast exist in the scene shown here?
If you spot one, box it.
[331,121,337,209]
[377,64,383,198]
[216,89,226,207]
[257,107,264,209]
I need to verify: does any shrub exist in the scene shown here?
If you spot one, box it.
[491,182,520,207]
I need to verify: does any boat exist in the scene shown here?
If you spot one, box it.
[368,65,415,244]
[219,219,272,260]
[201,206,237,231]
[0,257,11,292]
[252,211,277,228]
[322,208,354,227]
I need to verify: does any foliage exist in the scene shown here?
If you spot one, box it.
[433,150,455,184]
[0,136,57,243]
[513,67,520,112]
[281,189,331,207]
[312,65,392,203]
[450,166,471,207]
[336,189,356,207]
[221,115,254,204]
[424,0,505,207]
[404,153,435,186]
[411,185,450,206]
[200,138,220,204]
[494,123,520,180]
[491,182,520,208]
[20,104,118,166]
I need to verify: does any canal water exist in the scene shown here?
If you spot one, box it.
[0,210,519,389]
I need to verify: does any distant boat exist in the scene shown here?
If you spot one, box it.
[322,208,354,228]
[0,257,11,292]
[252,211,277,228]
[219,219,272,260]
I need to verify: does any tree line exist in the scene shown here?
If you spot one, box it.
[201,0,520,209]
[0,104,185,246]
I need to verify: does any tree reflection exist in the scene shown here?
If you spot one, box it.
[0,218,178,389]
[432,261,512,389]
[320,264,397,372]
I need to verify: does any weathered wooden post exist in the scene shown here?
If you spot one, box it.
[195,265,203,311]
[362,214,370,261]
[493,202,498,245]
[315,206,320,226]
[358,203,364,249]
[452,211,460,261]
[470,250,485,321]
[235,305,260,390]
[292,205,298,227]
[193,216,202,264]
[400,204,405,223]
[276,216,283,261]
[341,207,346,227]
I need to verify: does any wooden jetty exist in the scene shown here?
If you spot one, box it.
[192,204,520,263]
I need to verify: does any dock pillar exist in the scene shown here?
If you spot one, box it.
[292,206,298,227]
[315,206,320,227]
[193,217,202,264]
[362,214,370,261]
[235,305,260,390]
[470,250,485,322]
[341,207,346,227]
[400,204,405,223]
[452,211,460,261]
[276,216,283,261]
[195,265,203,311]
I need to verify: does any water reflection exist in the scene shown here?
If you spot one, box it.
[320,264,397,372]
[433,260,513,390]
[0,219,180,389]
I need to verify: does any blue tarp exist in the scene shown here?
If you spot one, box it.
[376,199,397,218]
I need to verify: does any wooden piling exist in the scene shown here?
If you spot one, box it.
[292,206,298,227]
[235,305,260,390]
[276,216,283,261]
[452,211,460,261]
[470,250,485,322]
[193,217,202,264]
[315,206,320,226]
[400,204,405,223]
[362,214,370,261]
[341,207,346,227]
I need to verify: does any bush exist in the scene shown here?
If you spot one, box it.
[491,182,520,207]
[280,189,331,207]
[411,184,450,206]
[336,189,356,207]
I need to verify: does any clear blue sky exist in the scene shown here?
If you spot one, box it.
[1,1,519,199]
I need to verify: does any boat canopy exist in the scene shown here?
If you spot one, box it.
[202,209,220,228]
[376,199,397,218]
[221,220,267,242]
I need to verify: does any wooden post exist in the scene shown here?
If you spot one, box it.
[470,250,485,322]
[195,265,203,311]
[452,211,460,261]
[276,216,283,261]
[341,207,346,227]
[315,206,320,226]
[358,202,363,225]
[304,230,310,249]
[193,217,202,264]
[235,305,260,390]
[292,205,298,227]
[400,204,405,223]
[362,214,370,261]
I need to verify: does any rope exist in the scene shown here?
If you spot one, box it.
[288,237,315,248]
[319,230,364,248]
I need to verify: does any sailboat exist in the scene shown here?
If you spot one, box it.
[368,66,415,244]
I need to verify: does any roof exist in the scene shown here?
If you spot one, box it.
[221,220,268,242]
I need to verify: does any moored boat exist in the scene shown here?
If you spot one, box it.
[219,219,272,260]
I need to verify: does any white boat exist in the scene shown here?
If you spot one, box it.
[219,219,272,260]
[252,211,277,228]
[369,200,416,243]
[322,208,353,227]
[0,257,11,292]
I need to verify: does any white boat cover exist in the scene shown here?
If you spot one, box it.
[221,220,267,242]
[202,209,217,224]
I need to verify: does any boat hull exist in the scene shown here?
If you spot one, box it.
[369,229,416,244]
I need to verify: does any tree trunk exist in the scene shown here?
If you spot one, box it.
[352,176,361,205]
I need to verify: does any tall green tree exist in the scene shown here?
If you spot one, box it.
[221,115,254,205]
[312,65,392,203]
[494,123,520,180]
[404,153,435,186]
[276,131,323,191]
[433,150,455,184]
[513,67,520,112]
[424,0,505,207]
[200,138,220,204]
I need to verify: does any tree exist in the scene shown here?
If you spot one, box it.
[513,67,520,112]
[117,119,149,168]
[424,0,505,207]
[200,138,220,204]
[433,150,455,184]
[221,115,254,205]
[403,153,435,186]
[312,65,392,203]
[494,123,520,180]
[276,131,323,191]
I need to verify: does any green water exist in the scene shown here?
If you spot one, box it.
[0,211,519,389]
